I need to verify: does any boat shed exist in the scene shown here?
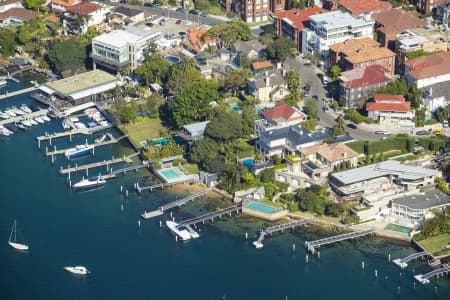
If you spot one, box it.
[37,70,120,108]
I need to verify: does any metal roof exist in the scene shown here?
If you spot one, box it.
[393,190,450,210]
[182,121,210,136]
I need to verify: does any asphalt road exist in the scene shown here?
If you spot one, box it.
[102,1,227,26]
[285,56,381,142]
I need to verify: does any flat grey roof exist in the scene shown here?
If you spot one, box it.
[183,121,210,135]
[393,190,450,210]
[309,11,372,29]
[330,160,437,185]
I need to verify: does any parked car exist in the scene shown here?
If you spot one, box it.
[159,19,166,25]
[176,19,182,24]
[375,130,390,135]
[189,9,199,15]
[347,123,357,129]
[416,130,430,136]
[200,12,209,17]
[144,3,154,7]
[145,22,154,27]
[444,119,449,127]
[434,129,445,135]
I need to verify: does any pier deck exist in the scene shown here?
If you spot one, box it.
[45,134,125,156]
[414,264,449,284]
[59,153,139,175]
[305,229,375,254]
[0,86,37,100]
[0,109,48,126]
[102,162,150,180]
[179,204,242,226]
[141,188,211,219]
[393,251,429,269]
[253,218,315,249]
[36,129,89,142]
[135,175,198,193]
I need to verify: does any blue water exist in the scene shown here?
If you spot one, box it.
[247,202,277,214]
[0,81,449,299]
[164,55,180,64]
[243,158,255,167]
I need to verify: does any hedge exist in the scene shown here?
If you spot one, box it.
[418,137,446,151]
[366,136,414,155]
[346,140,366,154]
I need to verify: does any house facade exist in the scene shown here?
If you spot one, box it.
[404,52,450,89]
[255,102,307,135]
[220,0,285,23]
[366,94,414,132]
[64,2,109,34]
[414,0,449,14]
[50,0,82,12]
[182,27,217,55]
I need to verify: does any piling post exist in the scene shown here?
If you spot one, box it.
[125,190,128,197]
[305,254,309,264]
[86,168,89,177]
[375,269,378,278]
[120,185,123,193]
[69,132,72,143]
[388,254,391,263]
[160,220,162,228]
[51,154,54,165]
[38,139,40,149]
[292,243,296,252]
[45,146,48,155]
[53,145,56,153]
[317,251,320,259]
[245,232,248,240]
[362,261,365,270]
[49,137,52,145]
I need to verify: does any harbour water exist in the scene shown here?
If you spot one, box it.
[0,80,449,299]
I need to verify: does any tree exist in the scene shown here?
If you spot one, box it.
[0,30,17,57]
[166,58,203,95]
[221,69,250,95]
[284,70,300,93]
[241,105,258,137]
[259,168,274,183]
[329,65,341,80]
[407,83,422,109]
[205,20,252,47]
[415,107,426,127]
[206,109,243,141]
[332,117,346,137]
[301,118,318,131]
[135,54,170,86]
[303,99,318,119]
[169,79,218,127]
[295,187,329,215]
[121,103,138,123]
[267,37,296,61]
[47,39,87,73]
[23,0,46,10]
[221,163,249,192]
[145,94,164,118]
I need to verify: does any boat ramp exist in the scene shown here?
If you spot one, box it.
[45,134,126,156]
[253,218,315,249]
[305,229,375,255]
[60,153,139,175]
[393,251,429,269]
[141,188,211,219]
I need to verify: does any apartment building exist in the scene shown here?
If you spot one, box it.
[414,0,449,14]
[221,0,285,22]
[301,10,374,59]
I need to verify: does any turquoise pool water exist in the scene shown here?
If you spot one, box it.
[385,224,413,234]
[160,168,182,180]
[164,55,180,64]
[247,202,277,214]
[243,159,255,167]
[388,153,413,160]
[230,102,242,113]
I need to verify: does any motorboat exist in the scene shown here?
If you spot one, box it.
[4,124,18,133]
[41,115,51,122]
[0,79,6,86]
[166,221,191,241]
[34,117,45,124]
[62,119,71,129]
[94,134,107,143]
[253,241,264,249]
[64,266,90,275]
[20,104,32,114]
[47,110,57,119]
[72,176,106,189]
[12,106,25,116]
[21,119,32,127]
[8,220,29,251]
[29,104,40,112]
[65,144,95,159]
[4,108,16,117]
[0,126,12,136]
[29,118,38,125]
[15,123,25,130]
[0,111,10,119]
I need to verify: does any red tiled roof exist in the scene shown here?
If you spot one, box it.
[0,8,40,21]
[372,8,425,34]
[182,27,216,54]
[341,65,392,89]
[273,6,328,30]
[374,94,405,101]
[339,0,392,16]
[51,0,81,8]
[45,14,61,23]
[366,101,410,112]
[67,2,102,15]
[406,52,450,80]
[263,103,305,122]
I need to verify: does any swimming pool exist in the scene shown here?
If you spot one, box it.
[243,159,255,167]
[384,223,412,234]
[164,55,180,64]
[229,103,242,113]
[247,202,277,214]
[160,168,183,180]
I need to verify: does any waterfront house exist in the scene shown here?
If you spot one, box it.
[0,7,40,27]
[366,94,415,132]
[422,81,450,112]
[255,102,307,135]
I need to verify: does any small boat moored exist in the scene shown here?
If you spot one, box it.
[20,104,32,114]
[64,266,90,275]
[65,144,95,159]
[8,220,29,251]
[94,134,107,143]
[72,176,106,189]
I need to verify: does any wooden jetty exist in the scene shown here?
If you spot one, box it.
[0,86,38,100]
[141,188,211,219]
[59,153,139,175]
[0,109,48,126]
[305,229,375,255]
[180,204,242,226]
[102,162,151,180]
[45,134,125,156]
[135,175,199,193]
[253,218,315,249]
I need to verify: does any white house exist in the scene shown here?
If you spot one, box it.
[50,0,82,12]
[366,94,415,132]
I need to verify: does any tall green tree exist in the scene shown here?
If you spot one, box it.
[332,117,346,137]
[267,37,296,61]
[46,39,87,73]
[303,99,318,119]
[23,0,46,10]
[241,105,258,137]
[166,58,203,95]
[0,30,17,57]
[135,54,170,86]
[205,20,252,47]
[206,109,243,141]
[221,69,250,95]
[221,163,249,193]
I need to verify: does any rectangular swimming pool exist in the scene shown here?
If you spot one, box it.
[160,168,182,180]
[247,202,277,214]
[384,223,412,234]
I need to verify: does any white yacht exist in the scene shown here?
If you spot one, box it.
[62,119,71,129]
[0,111,9,119]
[73,176,106,189]
[41,115,51,122]
[8,220,29,251]
[29,118,38,125]
[20,104,32,114]
[64,266,90,275]
[166,221,191,241]
[4,108,16,117]
[0,79,6,86]
[34,117,45,124]
[94,134,107,143]
[12,106,25,115]
[21,119,32,127]
[0,126,13,135]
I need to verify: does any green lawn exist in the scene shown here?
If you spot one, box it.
[417,233,450,256]
[182,162,199,174]
[121,118,168,146]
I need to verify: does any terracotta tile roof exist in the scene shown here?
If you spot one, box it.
[366,101,410,112]
[263,103,306,122]
[340,65,392,89]
[51,0,81,8]
[0,7,40,21]
[339,0,392,16]
[406,52,450,80]
[374,94,405,101]
[182,27,216,54]
[273,6,328,30]
[67,2,102,15]
[372,8,425,34]
[300,142,359,163]
[45,14,61,23]
[252,60,275,70]
[329,37,395,64]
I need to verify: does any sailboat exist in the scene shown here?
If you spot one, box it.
[8,220,29,251]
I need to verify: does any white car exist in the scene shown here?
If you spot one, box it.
[375,130,390,135]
